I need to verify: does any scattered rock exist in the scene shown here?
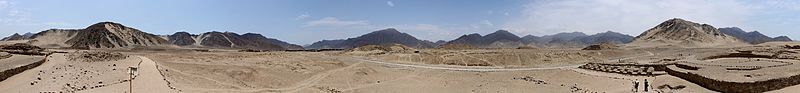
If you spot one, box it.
[513,76,547,84]
[67,51,128,62]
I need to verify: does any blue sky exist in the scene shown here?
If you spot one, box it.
[0,0,798,45]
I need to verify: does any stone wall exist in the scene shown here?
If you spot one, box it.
[665,65,800,93]
[579,63,670,76]
[0,55,46,81]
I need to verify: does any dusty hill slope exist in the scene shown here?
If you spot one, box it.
[630,18,746,47]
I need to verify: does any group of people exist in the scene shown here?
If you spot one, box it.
[633,79,649,92]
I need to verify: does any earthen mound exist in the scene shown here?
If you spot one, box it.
[516,46,537,49]
[350,44,418,53]
[784,45,800,49]
[582,43,618,50]
[0,43,44,51]
[437,44,477,50]
[0,52,10,59]
[67,51,129,62]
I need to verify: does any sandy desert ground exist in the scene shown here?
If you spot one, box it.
[1,42,800,93]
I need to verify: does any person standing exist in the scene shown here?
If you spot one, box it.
[644,79,649,92]
[634,79,639,92]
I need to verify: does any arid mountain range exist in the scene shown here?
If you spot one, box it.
[166,31,303,50]
[718,27,793,44]
[306,28,437,49]
[1,18,795,50]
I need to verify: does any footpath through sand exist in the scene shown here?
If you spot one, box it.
[132,56,176,93]
[85,56,177,93]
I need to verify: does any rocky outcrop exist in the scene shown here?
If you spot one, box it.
[631,18,745,47]
[305,28,436,49]
[719,27,793,44]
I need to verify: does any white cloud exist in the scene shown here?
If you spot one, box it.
[0,1,10,9]
[295,13,311,20]
[487,10,494,14]
[482,20,494,27]
[304,17,369,27]
[386,1,395,7]
[504,12,509,16]
[505,0,751,36]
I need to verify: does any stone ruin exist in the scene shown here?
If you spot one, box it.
[0,43,49,55]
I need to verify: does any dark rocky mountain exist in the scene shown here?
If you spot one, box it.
[168,32,197,46]
[531,32,588,45]
[1,32,35,41]
[718,27,793,44]
[445,30,526,48]
[240,33,304,50]
[64,22,168,48]
[433,40,447,46]
[306,39,346,49]
[519,31,633,48]
[773,36,793,41]
[165,31,302,50]
[575,31,634,44]
[1,33,25,41]
[631,18,744,47]
[305,28,436,49]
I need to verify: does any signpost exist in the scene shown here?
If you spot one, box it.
[129,66,138,93]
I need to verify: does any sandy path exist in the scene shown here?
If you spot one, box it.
[132,56,177,93]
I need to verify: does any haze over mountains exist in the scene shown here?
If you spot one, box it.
[1,18,796,50]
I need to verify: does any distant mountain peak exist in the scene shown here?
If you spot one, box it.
[305,28,435,49]
[632,18,744,47]
[719,27,793,44]
[375,28,400,33]
[86,21,126,29]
